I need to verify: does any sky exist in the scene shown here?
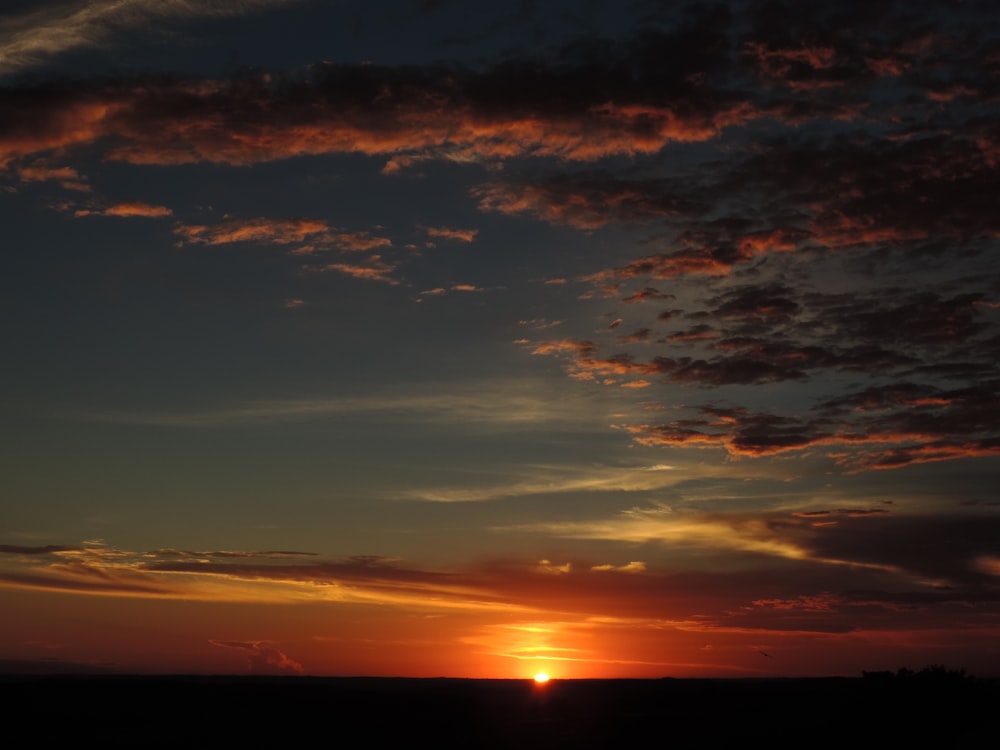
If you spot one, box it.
[1,0,999,680]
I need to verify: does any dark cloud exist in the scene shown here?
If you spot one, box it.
[17,3,975,174]
[141,548,319,559]
[793,508,891,519]
[622,287,674,304]
[800,513,1000,587]
[626,378,1000,470]
[475,172,703,229]
[0,33,752,170]
[0,569,173,595]
[709,283,801,323]
[0,544,80,555]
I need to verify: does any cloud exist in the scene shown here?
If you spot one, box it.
[173,216,394,264]
[322,231,393,253]
[474,174,701,229]
[141,548,319,560]
[0,542,537,614]
[0,544,81,555]
[1,15,803,171]
[321,257,398,284]
[591,561,647,574]
[4,530,1000,648]
[67,379,620,429]
[0,0,300,76]
[389,461,686,503]
[535,560,571,575]
[521,507,821,564]
[174,217,331,246]
[0,71,744,168]
[625,380,1000,471]
[75,200,172,218]
[16,164,89,191]
[622,288,673,305]
[424,226,478,243]
[524,218,999,469]
[518,504,1000,590]
[209,639,304,675]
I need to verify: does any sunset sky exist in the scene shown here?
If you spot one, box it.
[2,0,999,679]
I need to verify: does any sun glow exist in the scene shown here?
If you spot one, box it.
[533,672,550,683]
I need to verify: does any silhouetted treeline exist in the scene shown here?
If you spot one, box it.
[862,664,973,684]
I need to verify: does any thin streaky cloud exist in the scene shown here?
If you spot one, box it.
[512,508,905,574]
[61,381,626,429]
[0,0,301,76]
[390,462,696,503]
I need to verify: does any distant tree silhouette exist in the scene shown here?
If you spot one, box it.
[862,665,973,685]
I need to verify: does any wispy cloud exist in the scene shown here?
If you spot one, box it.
[0,0,300,76]
[510,505,1000,587]
[390,462,685,503]
[516,508,822,563]
[63,381,622,429]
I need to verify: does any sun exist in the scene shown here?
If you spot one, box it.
[533,672,550,684]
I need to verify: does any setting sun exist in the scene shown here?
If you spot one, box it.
[533,672,550,684]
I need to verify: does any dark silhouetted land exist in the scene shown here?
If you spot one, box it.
[4,671,997,747]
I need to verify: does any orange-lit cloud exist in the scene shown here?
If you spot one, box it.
[322,257,398,284]
[322,231,393,252]
[16,164,90,191]
[424,226,478,243]
[75,200,173,218]
[175,217,330,245]
[591,561,646,573]
[173,216,393,256]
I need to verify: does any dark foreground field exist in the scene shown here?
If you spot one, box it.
[4,673,997,747]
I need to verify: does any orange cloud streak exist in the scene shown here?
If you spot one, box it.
[0,75,764,169]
